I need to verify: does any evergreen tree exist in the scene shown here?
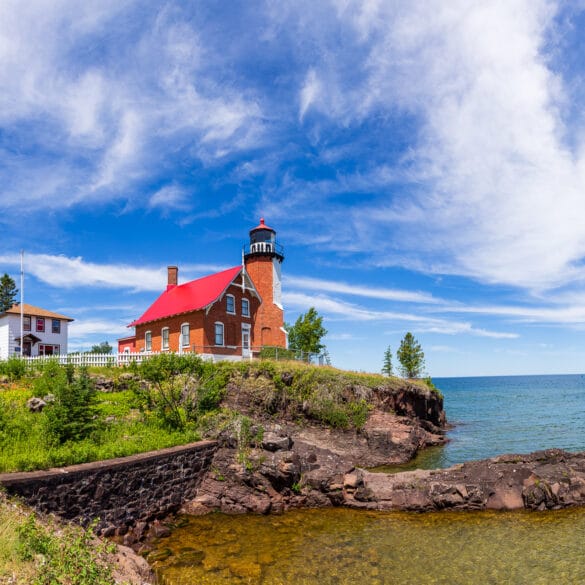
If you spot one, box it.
[0,273,18,313]
[285,307,327,357]
[396,332,425,378]
[382,345,393,376]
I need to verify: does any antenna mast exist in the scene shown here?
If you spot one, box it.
[20,250,24,358]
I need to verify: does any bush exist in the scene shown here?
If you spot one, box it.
[134,354,229,430]
[0,356,27,381]
[40,363,102,444]
[258,346,298,361]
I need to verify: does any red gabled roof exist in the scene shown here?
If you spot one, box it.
[130,266,242,327]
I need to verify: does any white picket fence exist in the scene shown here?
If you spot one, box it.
[23,352,152,368]
[21,348,328,368]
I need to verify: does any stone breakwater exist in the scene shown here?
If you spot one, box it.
[0,440,217,542]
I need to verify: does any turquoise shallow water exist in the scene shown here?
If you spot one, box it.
[154,374,585,584]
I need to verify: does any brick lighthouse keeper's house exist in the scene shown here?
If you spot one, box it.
[121,219,287,360]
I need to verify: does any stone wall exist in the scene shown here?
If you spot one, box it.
[0,440,217,536]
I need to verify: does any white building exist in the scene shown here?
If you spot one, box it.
[0,303,74,359]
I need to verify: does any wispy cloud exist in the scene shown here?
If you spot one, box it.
[69,318,129,339]
[0,254,228,291]
[0,1,265,213]
[285,275,439,304]
[283,291,518,339]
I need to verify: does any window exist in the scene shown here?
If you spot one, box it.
[161,327,169,350]
[181,323,190,348]
[52,319,61,334]
[145,331,152,352]
[39,344,59,356]
[23,316,31,331]
[241,298,250,317]
[214,322,224,346]
[36,317,45,332]
[226,294,235,314]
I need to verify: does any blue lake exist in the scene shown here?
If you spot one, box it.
[435,373,585,466]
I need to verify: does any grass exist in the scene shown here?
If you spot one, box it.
[0,385,200,473]
[0,358,438,473]
[0,491,119,585]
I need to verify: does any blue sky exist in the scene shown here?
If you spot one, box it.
[2,1,585,376]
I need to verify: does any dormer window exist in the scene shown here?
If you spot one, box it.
[226,294,235,314]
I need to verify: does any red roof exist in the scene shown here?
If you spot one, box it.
[250,217,275,232]
[130,266,242,327]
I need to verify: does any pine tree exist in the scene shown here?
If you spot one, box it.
[382,345,393,376]
[0,273,18,313]
[396,332,425,378]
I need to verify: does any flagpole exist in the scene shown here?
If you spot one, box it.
[20,250,24,358]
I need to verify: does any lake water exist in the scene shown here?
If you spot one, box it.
[153,374,585,584]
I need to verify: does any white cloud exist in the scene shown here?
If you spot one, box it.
[286,275,439,304]
[149,184,191,213]
[299,69,321,120]
[270,1,585,292]
[0,253,235,291]
[69,318,128,339]
[0,1,265,211]
[283,291,518,338]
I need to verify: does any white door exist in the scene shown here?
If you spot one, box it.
[241,325,251,358]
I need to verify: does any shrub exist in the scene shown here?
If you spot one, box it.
[134,354,229,430]
[0,356,27,381]
[41,364,102,444]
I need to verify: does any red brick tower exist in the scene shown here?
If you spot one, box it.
[244,218,286,350]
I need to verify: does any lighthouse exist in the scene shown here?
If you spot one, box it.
[244,218,287,349]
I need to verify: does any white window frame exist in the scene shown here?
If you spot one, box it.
[226,294,236,315]
[181,323,190,348]
[52,319,61,334]
[161,327,170,350]
[214,322,224,346]
[145,331,152,352]
[241,298,250,317]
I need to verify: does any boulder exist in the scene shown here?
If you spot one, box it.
[26,397,47,412]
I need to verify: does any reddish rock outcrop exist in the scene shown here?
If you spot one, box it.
[344,449,585,512]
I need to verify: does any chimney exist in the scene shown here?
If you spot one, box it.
[167,266,178,289]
